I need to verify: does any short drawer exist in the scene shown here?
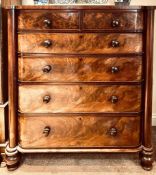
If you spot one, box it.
[18,56,142,82]
[18,10,79,30]
[18,85,141,113]
[18,33,142,54]
[18,115,141,148]
[83,11,143,31]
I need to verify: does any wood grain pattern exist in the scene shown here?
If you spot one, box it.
[8,8,17,149]
[18,85,141,113]
[18,33,143,54]
[140,8,155,171]
[18,11,79,30]
[18,115,141,148]
[83,11,143,31]
[18,56,142,82]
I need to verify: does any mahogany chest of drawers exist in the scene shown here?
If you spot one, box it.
[5,5,155,171]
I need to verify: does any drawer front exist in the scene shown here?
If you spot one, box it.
[83,11,143,31]
[18,85,141,113]
[18,115,141,148]
[18,56,142,82]
[18,11,79,30]
[18,33,142,54]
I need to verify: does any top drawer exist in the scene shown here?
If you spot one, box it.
[18,10,80,30]
[17,10,143,31]
[83,11,143,31]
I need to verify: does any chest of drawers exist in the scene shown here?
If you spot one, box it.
[5,5,155,171]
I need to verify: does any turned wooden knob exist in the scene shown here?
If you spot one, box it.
[112,19,120,27]
[108,127,118,136]
[43,126,51,137]
[43,19,52,28]
[111,40,120,48]
[111,96,118,103]
[111,66,119,73]
[43,95,51,104]
[42,65,52,73]
[42,40,52,48]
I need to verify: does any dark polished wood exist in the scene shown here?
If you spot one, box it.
[18,33,143,54]
[6,5,155,171]
[141,7,155,171]
[18,114,141,148]
[6,7,20,171]
[5,0,23,171]
[18,10,80,30]
[18,56,142,82]
[8,7,17,149]
[83,11,143,31]
[18,85,141,113]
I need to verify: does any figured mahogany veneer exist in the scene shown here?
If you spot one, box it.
[18,56,142,82]
[18,115,141,148]
[18,10,79,30]
[6,5,155,171]
[17,10,143,31]
[18,85,141,113]
[18,33,143,54]
[83,11,143,31]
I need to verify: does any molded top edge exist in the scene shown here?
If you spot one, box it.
[5,5,155,10]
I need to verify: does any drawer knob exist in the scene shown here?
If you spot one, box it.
[111,66,119,73]
[43,19,51,28]
[111,40,120,48]
[112,20,120,27]
[43,126,51,137]
[42,65,52,73]
[111,96,118,103]
[43,95,51,104]
[42,40,52,48]
[108,127,118,137]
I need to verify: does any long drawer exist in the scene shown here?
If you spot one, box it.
[18,85,141,113]
[18,115,141,148]
[18,56,142,82]
[18,33,143,54]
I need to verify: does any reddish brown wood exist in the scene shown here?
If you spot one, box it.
[18,10,80,30]
[7,7,20,171]
[18,56,142,82]
[6,5,155,171]
[18,114,141,148]
[141,7,155,171]
[83,11,143,31]
[18,85,141,113]
[8,7,17,149]
[18,33,143,54]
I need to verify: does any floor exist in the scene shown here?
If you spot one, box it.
[0,127,156,175]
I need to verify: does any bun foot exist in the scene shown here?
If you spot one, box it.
[6,153,20,171]
[0,155,2,164]
[5,145,20,171]
[140,147,153,171]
